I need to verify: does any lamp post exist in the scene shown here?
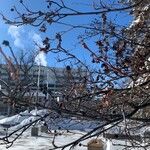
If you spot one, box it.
[36,63,41,110]
[46,68,49,100]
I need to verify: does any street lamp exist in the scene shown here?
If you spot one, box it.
[36,63,41,111]
[46,68,49,100]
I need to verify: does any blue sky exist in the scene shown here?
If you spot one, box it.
[0,0,133,68]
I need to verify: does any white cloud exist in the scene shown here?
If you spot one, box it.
[8,25,24,49]
[32,33,47,66]
[35,51,47,66]
[8,26,47,66]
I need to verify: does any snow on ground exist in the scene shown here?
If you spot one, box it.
[0,127,123,150]
[0,109,48,128]
[0,110,148,150]
[0,109,100,132]
[0,110,31,126]
[0,127,144,150]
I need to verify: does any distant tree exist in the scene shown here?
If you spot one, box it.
[0,43,36,115]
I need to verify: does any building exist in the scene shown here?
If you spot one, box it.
[0,64,85,92]
[0,64,87,114]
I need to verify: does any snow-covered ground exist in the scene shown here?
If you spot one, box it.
[0,128,144,150]
[0,127,128,150]
[0,129,88,150]
[0,110,148,150]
